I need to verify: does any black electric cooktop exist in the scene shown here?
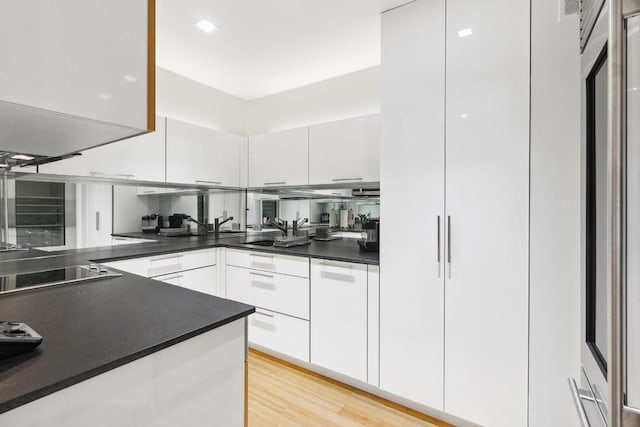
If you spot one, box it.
[0,265,122,294]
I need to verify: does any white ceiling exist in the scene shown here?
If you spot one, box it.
[157,0,410,100]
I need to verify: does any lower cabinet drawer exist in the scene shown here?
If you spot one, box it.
[147,249,217,277]
[226,249,309,278]
[103,249,217,278]
[152,265,218,296]
[248,308,309,362]
[226,266,309,320]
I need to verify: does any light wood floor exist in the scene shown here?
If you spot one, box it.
[248,349,452,427]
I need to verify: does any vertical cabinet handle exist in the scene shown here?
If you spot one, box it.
[96,212,100,231]
[437,216,441,263]
[447,216,451,264]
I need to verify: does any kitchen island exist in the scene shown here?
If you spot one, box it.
[0,246,254,427]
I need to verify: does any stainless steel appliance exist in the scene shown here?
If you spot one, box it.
[0,321,43,360]
[574,1,640,426]
[0,265,122,295]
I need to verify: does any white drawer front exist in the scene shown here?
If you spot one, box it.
[103,249,217,278]
[226,249,309,278]
[249,308,309,362]
[226,266,309,320]
[153,265,217,296]
[102,258,150,277]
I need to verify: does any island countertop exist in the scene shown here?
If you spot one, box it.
[0,264,254,415]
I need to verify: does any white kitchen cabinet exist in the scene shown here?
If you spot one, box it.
[166,119,241,187]
[153,266,218,297]
[39,116,166,183]
[225,249,310,278]
[248,127,309,187]
[381,1,529,425]
[308,114,380,185]
[310,259,368,382]
[380,0,446,411]
[226,266,309,320]
[0,0,154,156]
[248,308,310,362]
[102,249,222,296]
[367,265,380,387]
[443,1,530,426]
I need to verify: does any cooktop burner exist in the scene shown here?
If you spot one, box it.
[0,265,122,294]
[0,321,43,359]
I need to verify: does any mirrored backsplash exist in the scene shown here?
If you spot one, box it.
[1,175,379,250]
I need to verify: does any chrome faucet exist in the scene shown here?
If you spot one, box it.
[269,218,288,237]
[214,215,234,235]
[187,216,209,236]
[292,217,308,236]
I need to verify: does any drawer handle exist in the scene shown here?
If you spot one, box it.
[90,171,135,179]
[250,272,274,279]
[250,253,274,259]
[264,181,286,186]
[254,310,274,318]
[150,254,183,263]
[159,274,183,282]
[320,261,352,270]
[196,180,222,185]
[332,178,363,182]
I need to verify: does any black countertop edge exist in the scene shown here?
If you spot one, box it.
[103,233,379,266]
[0,308,254,415]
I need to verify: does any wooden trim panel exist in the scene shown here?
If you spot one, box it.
[147,0,156,132]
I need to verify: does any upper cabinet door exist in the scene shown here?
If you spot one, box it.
[443,1,530,426]
[0,0,154,156]
[39,116,166,182]
[166,119,241,187]
[308,114,380,185]
[248,127,309,187]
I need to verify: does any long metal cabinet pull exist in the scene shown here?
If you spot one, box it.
[569,378,592,427]
[437,216,441,263]
[96,212,100,231]
[447,216,451,264]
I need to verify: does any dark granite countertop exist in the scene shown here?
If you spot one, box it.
[0,251,254,415]
[0,229,376,414]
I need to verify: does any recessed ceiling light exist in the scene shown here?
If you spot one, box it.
[461,113,468,118]
[98,93,112,101]
[458,28,473,38]
[11,154,34,161]
[195,19,217,33]
[124,75,137,83]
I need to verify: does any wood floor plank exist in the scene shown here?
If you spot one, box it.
[247,350,451,427]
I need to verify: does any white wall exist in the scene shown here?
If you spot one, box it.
[529,2,581,426]
[156,67,246,136]
[245,66,380,135]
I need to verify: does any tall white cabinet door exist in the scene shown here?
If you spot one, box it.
[380,0,446,410]
[308,114,380,185]
[166,119,241,187]
[444,1,530,426]
[310,260,368,382]
[248,127,309,187]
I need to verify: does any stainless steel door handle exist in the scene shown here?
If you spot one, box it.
[447,216,451,264]
[96,212,100,231]
[569,378,592,427]
[437,216,441,264]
